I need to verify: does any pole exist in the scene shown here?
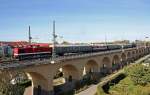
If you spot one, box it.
[28,26,32,44]
[105,34,107,46]
[105,33,109,52]
[52,20,56,60]
[145,37,149,48]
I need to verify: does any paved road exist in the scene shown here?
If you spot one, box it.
[75,84,97,95]
[24,86,32,95]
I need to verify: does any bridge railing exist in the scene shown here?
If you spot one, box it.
[0,47,144,68]
[53,48,132,62]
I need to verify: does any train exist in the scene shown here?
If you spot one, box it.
[13,45,52,60]
[0,43,137,61]
[0,45,13,58]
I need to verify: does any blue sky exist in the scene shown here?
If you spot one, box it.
[0,0,150,43]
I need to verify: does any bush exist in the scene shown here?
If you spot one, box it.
[96,72,126,95]
[125,64,150,86]
[102,73,126,94]
[19,80,31,88]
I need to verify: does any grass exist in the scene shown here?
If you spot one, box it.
[109,76,150,95]
[97,72,150,95]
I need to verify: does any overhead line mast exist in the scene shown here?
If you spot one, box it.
[52,20,57,60]
[28,26,32,44]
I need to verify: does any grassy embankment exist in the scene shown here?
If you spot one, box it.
[109,76,150,95]
[96,54,150,95]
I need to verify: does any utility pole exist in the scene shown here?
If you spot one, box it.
[28,26,32,44]
[52,20,57,61]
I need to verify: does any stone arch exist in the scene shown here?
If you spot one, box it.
[145,48,147,53]
[112,55,120,65]
[136,49,139,58]
[141,49,144,55]
[144,48,146,52]
[121,53,127,66]
[143,49,145,52]
[84,60,99,74]
[127,51,133,63]
[139,49,142,54]
[101,57,111,74]
[102,57,111,68]
[121,53,126,61]
[139,49,143,57]
[62,64,80,80]
[26,72,49,95]
[145,48,149,54]
[132,51,136,58]
[112,55,120,71]
[127,52,131,58]
[136,50,138,55]
[52,64,80,94]
[148,48,150,52]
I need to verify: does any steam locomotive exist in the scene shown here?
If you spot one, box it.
[0,43,136,61]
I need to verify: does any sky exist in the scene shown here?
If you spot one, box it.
[0,0,150,43]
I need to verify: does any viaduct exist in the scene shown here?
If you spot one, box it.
[0,46,150,95]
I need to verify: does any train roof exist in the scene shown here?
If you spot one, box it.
[50,44,92,47]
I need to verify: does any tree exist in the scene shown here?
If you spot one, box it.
[61,41,70,45]
[0,71,27,95]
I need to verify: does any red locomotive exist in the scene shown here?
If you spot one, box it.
[13,44,52,60]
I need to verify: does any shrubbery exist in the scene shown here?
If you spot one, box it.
[125,64,150,86]
[19,80,31,88]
